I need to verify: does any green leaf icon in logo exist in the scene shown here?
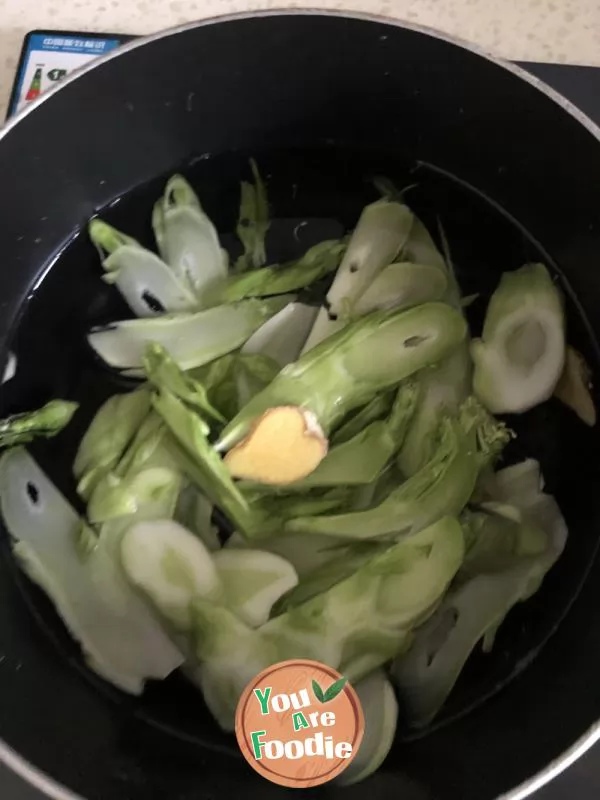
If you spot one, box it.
[312,676,348,703]
[312,679,325,703]
[324,677,347,701]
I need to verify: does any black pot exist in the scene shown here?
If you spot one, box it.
[2,11,600,800]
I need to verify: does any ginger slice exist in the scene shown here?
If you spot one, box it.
[224,406,328,485]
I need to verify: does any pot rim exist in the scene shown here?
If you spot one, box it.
[1,9,599,800]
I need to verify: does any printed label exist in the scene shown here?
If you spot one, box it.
[11,33,123,116]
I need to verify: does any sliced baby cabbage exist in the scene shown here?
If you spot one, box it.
[271,541,387,615]
[235,353,281,410]
[271,517,463,681]
[233,159,270,273]
[487,459,544,506]
[217,302,467,452]
[225,530,346,578]
[0,448,183,693]
[262,602,346,671]
[402,216,447,273]
[302,200,414,350]
[152,174,228,305]
[0,400,77,449]
[175,484,220,552]
[120,519,222,630]
[213,549,298,627]
[398,346,472,477]
[88,296,290,375]
[353,261,447,316]
[471,263,566,414]
[331,391,396,446]
[337,670,398,785]
[74,388,151,499]
[112,411,171,478]
[459,505,547,583]
[554,345,596,426]
[246,486,354,538]
[224,239,345,302]
[286,417,478,540]
[188,354,241,422]
[372,516,465,628]
[391,561,536,728]
[292,382,418,488]
[86,408,184,524]
[392,497,567,727]
[152,388,258,537]
[90,219,198,316]
[143,342,224,422]
[241,302,318,368]
[458,396,513,471]
[87,466,183,525]
[190,600,279,731]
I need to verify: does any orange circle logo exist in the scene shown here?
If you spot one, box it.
[235,659,364,788]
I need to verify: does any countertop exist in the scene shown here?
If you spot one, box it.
[0,0,600,116]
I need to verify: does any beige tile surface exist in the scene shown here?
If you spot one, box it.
[0,0,599,115]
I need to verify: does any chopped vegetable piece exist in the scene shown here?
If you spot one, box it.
[74,389,151,499]
[286,417,478,539]
[251,487,354,536]
[143,342,224,422]
[0,399,77,449]
[270,517,463,681]
[112,411,170,478]
[554,345,596,426]
[459,505,547,582]
[225,530,346,577]
[337,670,398,785]
[218,302,467,451]
[0,448,183,693]
[392,493,567,726]
[90,219,198,317]
[471,263,566,414]
[233,159,270,273]
[87,466,182,525]
[485,459,544,506]
[120,519,222,630]
[292,382,418,488]
[331,392,395,446]
[152,174,228,304]
[398,347,472,477]
[87,296,290,375]
[175,485,220,552]
[353,261,447,315]
[402,216,447,273]
[241,302,318,368]
[190,600,279,731]
[188,354,246,422]
[224,239,345,301]
[224,406,328,485]
[213,549,298,627]
[302,200,414,350]
[391,561,537,728]
[152,389,257,537]
[458,396,514,471]
[235,353,281,410]
[272,541,387,614]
